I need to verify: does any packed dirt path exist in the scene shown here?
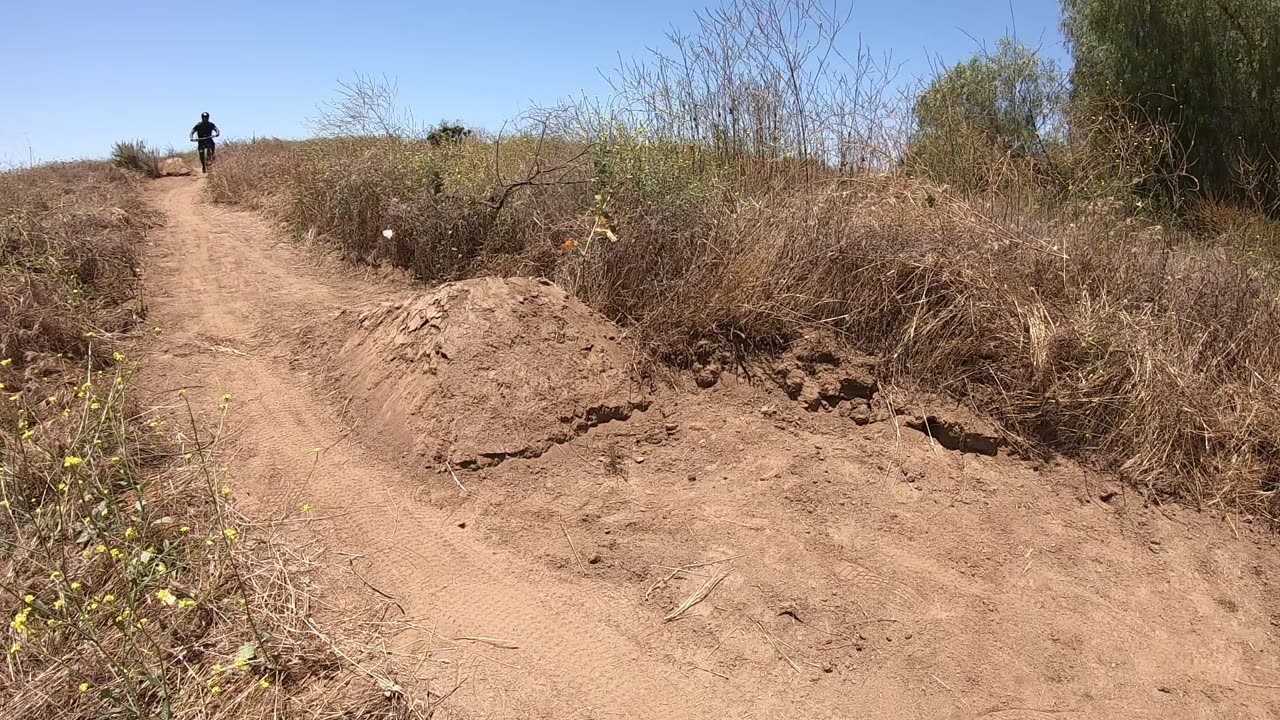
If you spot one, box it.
[138,176,1280,719]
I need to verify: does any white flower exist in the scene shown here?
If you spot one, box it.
[382,229,395,239]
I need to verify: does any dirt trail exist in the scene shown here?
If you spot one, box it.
[139,176,1280,719]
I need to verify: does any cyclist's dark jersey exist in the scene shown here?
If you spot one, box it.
[192,121,219,145]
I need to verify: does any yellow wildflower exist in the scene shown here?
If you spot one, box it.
[113,352,126,362]
[20,430,33,441]
[9,642,21,654]
[70,582,82,591]
[220,486,232,496]
[0,358,11,367]
[90,402,101,410]
[180,525,191,533]
[301,504,312,513]
[223,528,238,542]
[155,589,177,606]
[102,594,115,604]
[178,598,197,609]
[53,599,65,611]
[259,678,271,689]
[63,456,84,469]
[109,548,124,560]
[79,682,91,692]
[124,527,136,540]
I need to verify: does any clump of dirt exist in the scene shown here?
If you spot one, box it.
[768,335,1004,453]
[771,336,880,416]
[336,277,650,468]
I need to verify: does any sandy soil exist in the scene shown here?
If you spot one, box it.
[137,175,1280,719]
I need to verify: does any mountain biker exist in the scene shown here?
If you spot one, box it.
[189,112,220,172]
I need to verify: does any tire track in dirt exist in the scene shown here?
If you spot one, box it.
[138,177,748,720]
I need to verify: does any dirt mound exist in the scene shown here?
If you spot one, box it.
[337,277,649,468]
[159,157,193,176]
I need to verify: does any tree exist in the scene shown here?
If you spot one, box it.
[907,38,1065,190]
[1062,0,1280,208]
[913,38,1065,157]
[427,122,472,147]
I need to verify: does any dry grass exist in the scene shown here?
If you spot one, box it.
[1,163,148,364]
[110,142,161,180]
[1,163,435,719]
[208,135,1280,520]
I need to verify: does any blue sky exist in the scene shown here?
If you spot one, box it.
[0,1,1066,165]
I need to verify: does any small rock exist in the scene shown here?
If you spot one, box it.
[687,474,697,482]
[456,521,467,529]
[588,553,602,564]
[664,422,679,433]
[634,456,646,464]
[822,663,833,674]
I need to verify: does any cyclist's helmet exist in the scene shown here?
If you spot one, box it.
[201,112,210,119]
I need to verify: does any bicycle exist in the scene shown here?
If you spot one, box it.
[191,137,216,173]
